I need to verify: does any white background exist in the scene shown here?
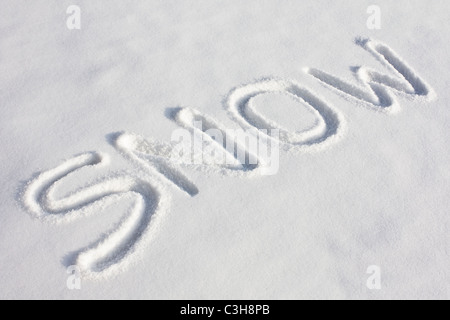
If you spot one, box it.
[0,0,448,299]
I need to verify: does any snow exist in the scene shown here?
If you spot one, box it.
[0,0,449,299]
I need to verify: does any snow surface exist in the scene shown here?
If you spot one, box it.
[0,0,449,299]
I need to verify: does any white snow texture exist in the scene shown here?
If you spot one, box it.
[0,0,449,299]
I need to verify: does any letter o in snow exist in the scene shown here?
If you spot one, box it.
[226,79,345,150]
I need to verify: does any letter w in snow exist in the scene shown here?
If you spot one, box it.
[305,38,435,114]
